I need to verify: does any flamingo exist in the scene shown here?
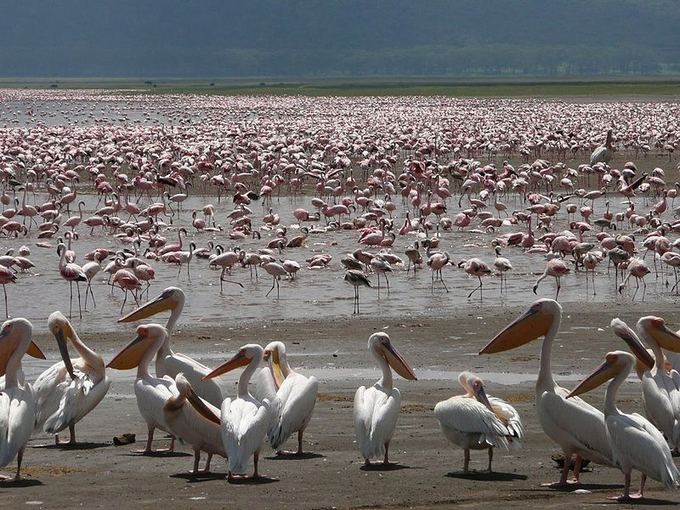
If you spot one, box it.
[533,258,570,299]
[57,243,87,319]
[458,258,493,299]
[344,270,371,314]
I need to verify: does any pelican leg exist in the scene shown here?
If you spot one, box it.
[297,429,304,455]
[14,447,23,481]
[541,451,575,487]
[132,426,156,454]
[202,453,213,473]
[383,441,390,465]
[636,473,647,498]
[252,450,260,479]
[463,448,470,474]
[191,450,201,475]
[571,454,582,484]
[487,447,493,473]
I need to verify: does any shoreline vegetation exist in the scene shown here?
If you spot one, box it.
[1,77,680,97]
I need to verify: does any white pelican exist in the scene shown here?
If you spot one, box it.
[164,373,225,475]
[612,317,680,454]
[118,287,223,407]
[354,332,417,466]
[107,324,178,454]
[568,350,679,501]
[254,341,318,455]
[479,299,614,486]
[434,371,523,473]
[33,311,111,445]
[204,344,275,481]
[0,318,45,480]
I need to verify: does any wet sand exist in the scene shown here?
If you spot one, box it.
[4,301,680,509]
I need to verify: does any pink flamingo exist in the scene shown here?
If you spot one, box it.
[533,258,570,299]
[458,258,493,299]
[618,258,651,301]
[58,242,87,319]
[0,265,16,317]
[112,268,142,312]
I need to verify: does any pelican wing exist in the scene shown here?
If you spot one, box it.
[489,395,524,442]
[354,384,401,460]
[34,361,111,435]
[0,385,36,467]
[221,397,273,475]
[134,376,178,434]
[159,352,223,408]
[251,367,278,404]
[640,372,678,444]
[434,397,510,449]
[538,387,612,465]
[607,412,680,488]
[269,374,318,450]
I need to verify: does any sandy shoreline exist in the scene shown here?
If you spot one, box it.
[1,301,679,509]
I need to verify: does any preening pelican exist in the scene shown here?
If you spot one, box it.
[354,332,417,466]
[434,371,523,473]
[479,299,614,486]
[33,311,111,445]
[568,350,679,501]
[255,341,318,455]
[204,344,275,481]
[118,287,223,407]
[164,373,225,475]
[0,318,45,480]
[107,324,178,454]
[612,317,680,453]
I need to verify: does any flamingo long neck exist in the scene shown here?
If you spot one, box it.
[237,357,260,398]
[537,312,561,392]
[58,246,66,269]
[603,366,627,416]
[373,348,393,390]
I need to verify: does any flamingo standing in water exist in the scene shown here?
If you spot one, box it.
[344,270,371,314]
[533,258,570,299]
[0,266,16,318]
[57,243,87,319]
[458,258,492,299]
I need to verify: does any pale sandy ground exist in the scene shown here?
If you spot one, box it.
[3,300,680,509]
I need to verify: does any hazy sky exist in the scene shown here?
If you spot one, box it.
[1,1,678,77]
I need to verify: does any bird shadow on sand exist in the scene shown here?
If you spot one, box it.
[32,441,110,451]
[0,478,43,488]
[170,472,228,483]
[122,451,192,458]
[536,482,623,492]
[227,475,279,485]
[597,497,680,506]
[360,462,412,472]
[267,452,325,461]
[445,471,528,481]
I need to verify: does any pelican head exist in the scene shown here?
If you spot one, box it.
[107,324,168,370]
[0,318,45,376]
[118,287,185,323]
[47,311,76,379]
[637,316,680,352]
[567,351,634,398]
[610,318,655,372]
[263,341,287,387]
[203,344,263,380]
[368,332,417,381]
[479,299,560,354]
[459,371,493,411]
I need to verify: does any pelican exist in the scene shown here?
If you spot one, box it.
[434,371,523,473]
[164,373,225,475]
[479,299,614,486]
[354,332,417,466]
[613,317,680,454]
[253,341,318,455]
[568,350,679,501]
[204,344,275,481]
[33,312,111,445]
[118,287,223,407]
[107,324,178,454]
[0,318,45,480]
